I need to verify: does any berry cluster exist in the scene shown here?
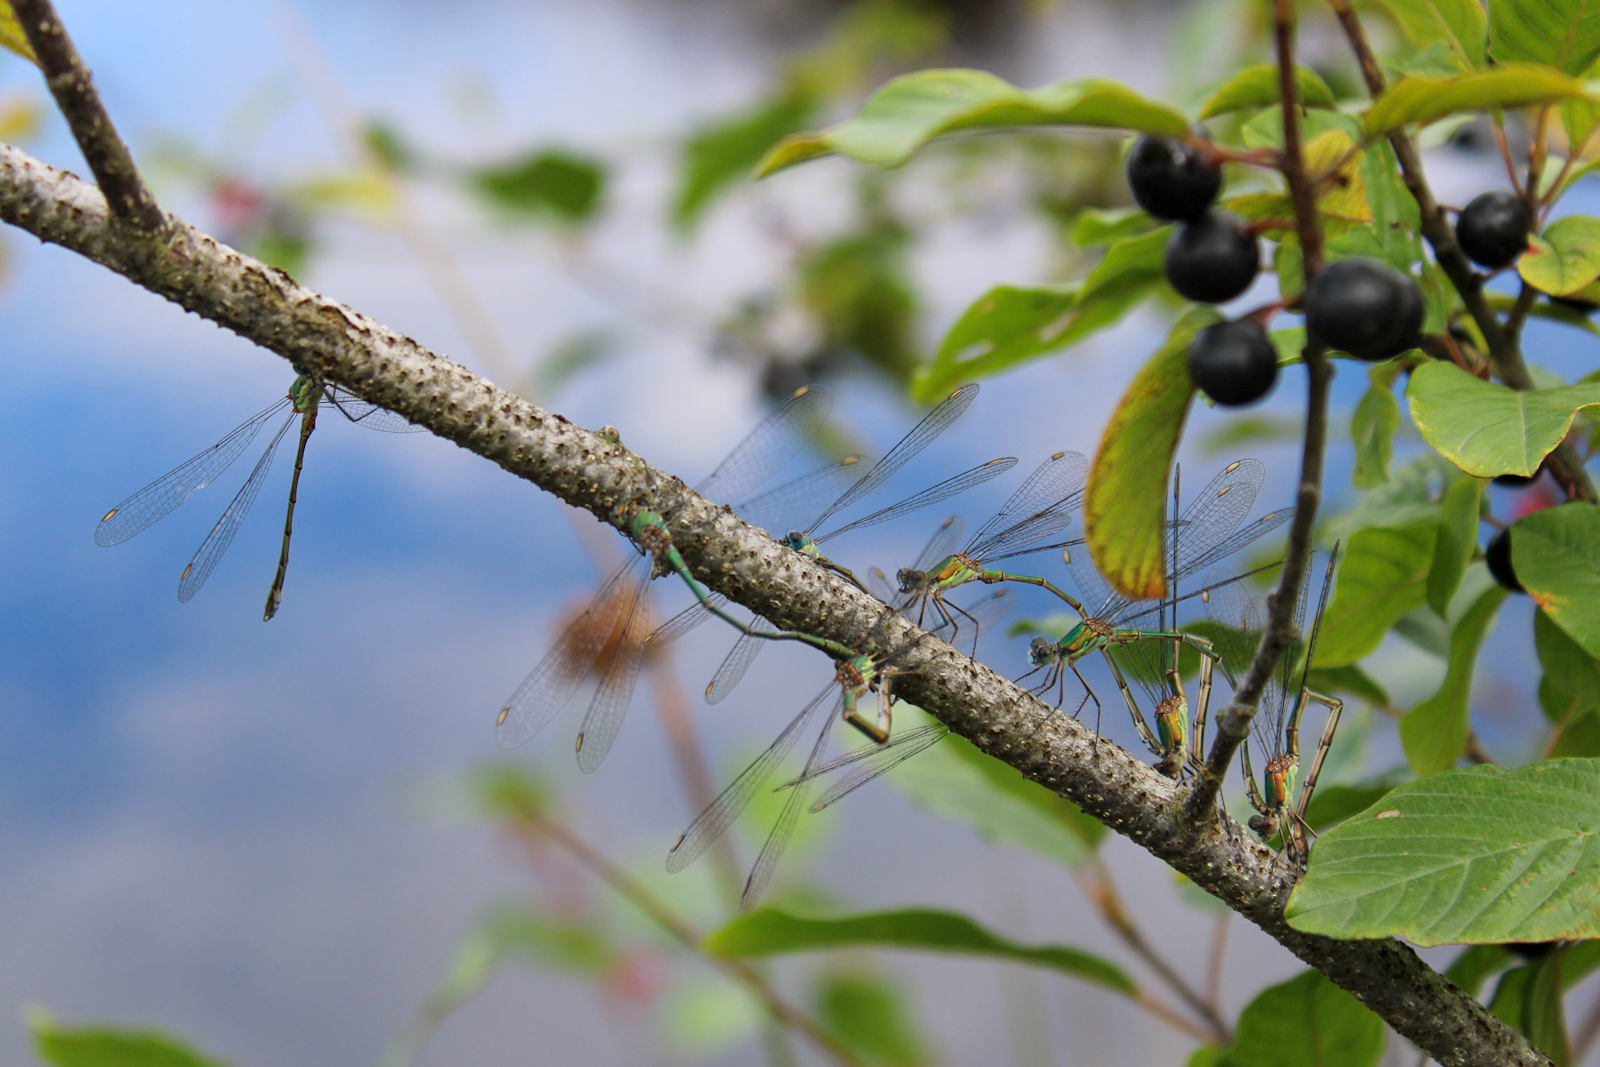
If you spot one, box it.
[1126,135,1434,410]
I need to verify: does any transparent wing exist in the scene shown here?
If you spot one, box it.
[96,398,289,547]
[495,559,642,749]
[321,385,422,433]
[742,706,836,908]
[573,575,652,774]
[1201,567,1281,761]
[868,567,897,603]
[817,457,1017,544]
[694,384,833,504]
[1181,507,1295,578]
[666,683,838,874]
[176,413,297,603]
[705,621,769,705]
[735,458,865,536]
[805,724,951,812]
[805,383,979,534]
[966,450,1088,560]
[645,592,726,650]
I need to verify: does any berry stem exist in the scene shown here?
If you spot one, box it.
[1493,116,1526,200]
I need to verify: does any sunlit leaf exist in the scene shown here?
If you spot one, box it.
[30,1013,229,1067]
[1287,759,1600,945]
[674,91,815,229]
[1316,523,1436,667]
[0,3,35,64]
[1536,607,1600,724]
[1213,970,1386,1067]
[1490,0,1600,73]
[814,969,929,1067]
[1427,475,1484,617]
[705,907,1136,992]
[1071,206,1151,247]
[1512,504,1600,658]
[756,69,1189,176]
[1361,66,1591,137]
[1083,309,1213,598]
[889,711,1105,867]
[1305,129,1370,224]
[470,149,605,224]
[1380,0,1488,69]
[1520,215,1600,295]
[1197,64,1336,119]
[1350,373,1400,489]
[1400,585,1507,775]
[1406,361,1600,477]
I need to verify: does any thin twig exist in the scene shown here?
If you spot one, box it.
[517,810,867,1067]
[1078,858,1232,1042]
[1204,910,1230,1016]
[1494,117,1525,200]
[1189,0,1332,818]
[10,0,163,232]
[1323,0,1597,504]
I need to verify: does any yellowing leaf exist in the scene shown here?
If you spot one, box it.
[0,3,35,65]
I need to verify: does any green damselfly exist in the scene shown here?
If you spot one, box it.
[1203,546,1343,865]
[95,375,418,621]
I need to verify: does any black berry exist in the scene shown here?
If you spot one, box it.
[1188,319,1278,406]
[1493,469,1539,487]
[1164,211,1258,304]
[1485,527,1524,593]
[1455,191,1531,270]
[1303,258,1423,361]
[1127,136,1222,222]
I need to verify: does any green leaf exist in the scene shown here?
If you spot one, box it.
[813,969,929,1067]
[756,69,1189,175]
[30,1014,230,1067]
[1536,607,1600,723]
[661,978,761,1057]
[705,907,1135,993]
[1072,207,1151,247]
[1491,0,1600,74]
[889,716,1105,866]
[1552,711,1600,756]
[1427,475,1484,616]
[673,91,816,230]
[1316,523,1436,667]
[1512,503,1600,658]
[1351,373,1400,489]
[0,4,36,65]
[1361,65,1591,137]
[1520,216,1600,295]
[470,149,606,223]
[1448,944,1514,996]
[1305,773,1412,833]
[1488,949,1573,1065]
[1197,64,1337,119]
[1381,0,1489,69]
[1287,759,1600,945]
[1214,970,1386,1067]
[1406,361,1600,477]
[1082,310,1212,598]
[1401,584,1507,775]
[1306,664,1392,708]
[800,224,918,381]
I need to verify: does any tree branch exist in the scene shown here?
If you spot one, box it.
[1324,0,1597,503]
[0,144,1552,1066]
[10,0,163,234]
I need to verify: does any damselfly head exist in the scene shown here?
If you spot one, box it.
[896,567,926,594]
[1027,635,1052,666]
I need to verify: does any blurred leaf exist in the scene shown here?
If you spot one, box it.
[1536,608,1600,724]
[467,763,553,821]
[1198,413,1304,455]
[1306,663,1391,708]
[1328,452,1457,538]
[1520,216,1600,295]
[1488,949,1572,1065]
[293,167,397,220]
[1564,95,1600,151]
[0,4,35,64]
[705,907,1135,993]
[1287,760,1600,945]
[1305,130,1371,223]
[1407,361,1600,478]
[1350,374,1400,489]
[362,120,414,172]
[1362,66,1591,137]
[1401,584,1506,775]
[1214,970,1386,1067]
[1427,475,1484,617]
[1316,523,1436,667]
[814,970,929,1067]
[915,227,1170,402]
[1447,944,1513,997]
[757,70,1189,176]
[1551,711,1600,756]
[800,223,918,381]
[661,978,762,1057]
[889,715,1105,867]
[532,329,619,396]
[1198,64,1336,119]
[470,149,605,224]
[1490,0,1600,73]
[0,92,41,141]
[674,91,815,230]
[1512,504,1600,658]
[30,1013,228,1067]
[1083,309,1213,598]
[1071,206,1150,246]
[1381,0,1489,69]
